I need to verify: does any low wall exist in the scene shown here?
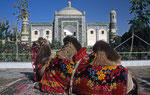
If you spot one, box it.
[0,60,150,68]
[121,60,150,66]
[0,62,33,68]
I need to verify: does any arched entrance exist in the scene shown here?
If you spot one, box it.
[63,25,77,38]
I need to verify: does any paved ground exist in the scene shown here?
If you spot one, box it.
[127,66,150,94]
[0,68,34,91]
[0,67,150,94]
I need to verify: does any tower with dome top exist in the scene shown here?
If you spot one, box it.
[110,10,118,40]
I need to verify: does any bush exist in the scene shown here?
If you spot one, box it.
[51,39,62,49]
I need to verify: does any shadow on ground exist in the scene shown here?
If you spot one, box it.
[20,72,34,81]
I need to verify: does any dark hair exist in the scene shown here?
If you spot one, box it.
[93,40,120,61]
[63,36,81,51]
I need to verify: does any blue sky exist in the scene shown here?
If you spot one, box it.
[0,0,132,36]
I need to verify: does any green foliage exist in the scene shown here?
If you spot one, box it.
[0,20,21,41]
[0,20,10,40]
[51,39,62,49]
[129,0,150,34]
[13,0,30,23]
[111,36,121,48]
[121,31,132,47]
[0,20,28,62]
[129,0,150,29]
[0,42,31,62]
[120,0,150,52]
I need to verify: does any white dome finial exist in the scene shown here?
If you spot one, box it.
[68,1,71,7]
[110,10,116,14]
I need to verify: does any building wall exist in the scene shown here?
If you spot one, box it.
[87,29,96,46]
[29,22,109,46]
[31,29,40,42]
[42,29,52,43]
[98,29,108,42]
[86,23,109,46]
[30,24,53,42]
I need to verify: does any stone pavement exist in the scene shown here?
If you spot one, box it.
[127,66,150,94]
[0,68,34,91]
[0,67,150,94]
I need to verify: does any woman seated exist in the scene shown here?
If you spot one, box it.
[72,40,128,95]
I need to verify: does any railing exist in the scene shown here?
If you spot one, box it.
[0,41,150,62]
[1,51,150,62]
[119,52,150,60]
[0,53,32,62]
[0,41,32,62]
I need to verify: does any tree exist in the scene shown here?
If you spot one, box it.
[12,0,31,41]
[123,0,150,51]
[111,36,121,49]
[0,21,5,39]
[51,39,62,49]
[13,0,30,24]
[129,0,150,29]
[0,20,10,40]
[12,0,31,61]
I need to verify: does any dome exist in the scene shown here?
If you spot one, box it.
[58,7,82,15]
[57,1,82,15]
[110,10,116,14]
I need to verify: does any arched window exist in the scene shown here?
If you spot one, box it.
[102,31,104,34]
[64,32,66,36]
[91,31,94,34]
[74,32,76,36]
[46,31,49,35]
[113,15,115,19]
[35,31,38,35]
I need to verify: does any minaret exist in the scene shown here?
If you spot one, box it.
[21,9,29,43]
[110,10,117,38]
